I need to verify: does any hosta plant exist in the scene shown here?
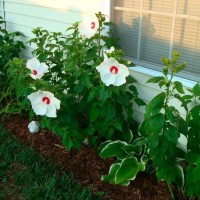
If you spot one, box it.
[5,12,145,151]
[98,137,147,186]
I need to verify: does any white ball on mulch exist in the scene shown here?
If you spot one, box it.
[28,121,40,134]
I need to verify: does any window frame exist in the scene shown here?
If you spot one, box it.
[108,0,198,87]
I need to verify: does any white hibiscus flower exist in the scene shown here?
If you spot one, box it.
[78,15,99,38]
[26,57,49,79]
[27,90,61,118]
[96,57,129,86]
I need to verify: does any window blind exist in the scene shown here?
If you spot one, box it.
[112,0,200,81]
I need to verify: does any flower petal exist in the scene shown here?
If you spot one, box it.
[45,104,57,117]
[38,63,49,73]
[113,74,126,86]
[118,64,129,77]
[32,102,47,116]
[51,97,61,109]
[27,92,42,104]
[26,57,40,70]
[101,73,115,86]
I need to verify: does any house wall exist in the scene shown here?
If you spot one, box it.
[1,0,196,123]
[0,0,3,18]
[3,0,110,59]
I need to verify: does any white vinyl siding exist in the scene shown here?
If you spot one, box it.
[3,0,109,58]
[0,0,3,18]
[112,0,200,82]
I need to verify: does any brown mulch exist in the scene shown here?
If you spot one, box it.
[4,116,184,200]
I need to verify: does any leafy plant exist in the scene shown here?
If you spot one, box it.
[99,137,147,186]
[139,51,188,198]
[5,12,145,151]
[0,16,25,118]
[184,83,200,199]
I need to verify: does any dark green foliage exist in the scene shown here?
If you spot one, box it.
[5,12,144,151]
[0,16,25,118]
[139,51,188,197]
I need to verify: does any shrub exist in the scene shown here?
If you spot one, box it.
[0,16,25,117]
[5,12,145,151]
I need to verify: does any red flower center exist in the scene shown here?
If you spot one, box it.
[91,22,95,29]
[110,66,118,74]
[33,70,38,75]
[42,97,50,105]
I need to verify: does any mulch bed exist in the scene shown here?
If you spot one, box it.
[4,115,184,200]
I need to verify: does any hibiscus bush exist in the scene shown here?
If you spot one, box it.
[5,12,145,150]
[0,16,25,118]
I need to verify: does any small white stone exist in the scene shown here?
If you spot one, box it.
[83,138,89,146]
[28,121,40,134]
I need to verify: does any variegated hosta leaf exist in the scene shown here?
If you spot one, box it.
[115,156,145,184]
[100,140,128,160]
[101,163,130,186]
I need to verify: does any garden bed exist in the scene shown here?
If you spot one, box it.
[3,115,183,200]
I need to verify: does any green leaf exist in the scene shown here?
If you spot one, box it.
[64,61,76,72]
[115,157,145,184]
[140,113,165,147]
[101,103,116,121]
[166,106,179,125]
[87,88,98,102]
[89,104,100,122]
[164,125,179,144]
[80,74,91,88]
[145,93,166,119]
[123,128,133,143]
[133,137,147,147]
[97,140,112,154]
[129,85,138,95]
[101,163,120,184]
[122,144,142,155]
[174,93,188,112]
[100,141,127,160]
[134,98,146,107]
[192,83,200,97]
[146,113,165,135]
[62,131,74,151]
[146,76,165,84]
[178,117,188,136]
[157,165,184,188]
[74,84,83,94]
[100,87,112,102]
[159,80,166,88]
[173,81,185,94]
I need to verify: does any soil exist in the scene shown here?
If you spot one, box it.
[4,115,184,200]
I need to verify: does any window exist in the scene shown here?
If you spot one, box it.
[111,0,200,82]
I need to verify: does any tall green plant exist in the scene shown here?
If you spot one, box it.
[139,51,188,198]
[183,83,200,199]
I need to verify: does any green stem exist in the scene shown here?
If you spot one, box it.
[168,184,175,200]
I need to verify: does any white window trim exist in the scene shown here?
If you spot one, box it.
[131,65,197,89]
